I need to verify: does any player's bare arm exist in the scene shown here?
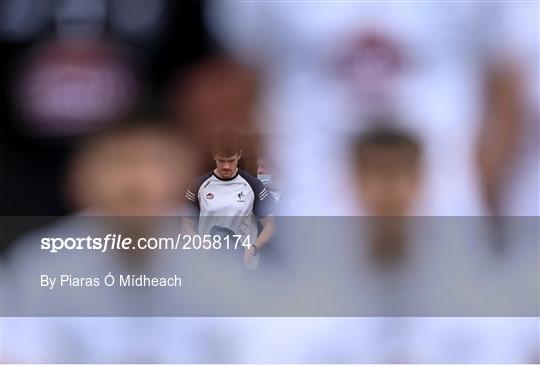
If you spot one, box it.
[244,214,276,264]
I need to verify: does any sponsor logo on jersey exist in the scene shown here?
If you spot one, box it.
[237,191,246,203]
[206,192,214,200]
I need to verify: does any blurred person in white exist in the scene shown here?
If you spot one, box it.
[205,1,536,358]
[211,127,538,363]
[350,128,538,363]
[205,1,539,361]
[2,122,240,363]
[206,1,527,216]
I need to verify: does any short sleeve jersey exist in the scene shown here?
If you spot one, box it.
[184,169,274,240]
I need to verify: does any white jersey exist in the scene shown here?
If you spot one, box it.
[207,2,500,215]
[184,169,274,240]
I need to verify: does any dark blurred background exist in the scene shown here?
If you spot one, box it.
[0,0,212,215]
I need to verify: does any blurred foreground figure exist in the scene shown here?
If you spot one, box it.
[67,122,194,216]
[2,122,241,363]
[221,128,538,363]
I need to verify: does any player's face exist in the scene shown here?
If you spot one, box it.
[214,152,241,178]
[357,150,420,216]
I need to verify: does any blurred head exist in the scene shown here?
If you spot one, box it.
[256,157,272,176]
[256,157,273,186]
[354,128,422,216]
[173,57,258,144]
[212,130,242,179]
[68,122,194,216]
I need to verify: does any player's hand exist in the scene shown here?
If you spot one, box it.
[244,245,258,265]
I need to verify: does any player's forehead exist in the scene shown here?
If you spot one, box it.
[214,153,239,161]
